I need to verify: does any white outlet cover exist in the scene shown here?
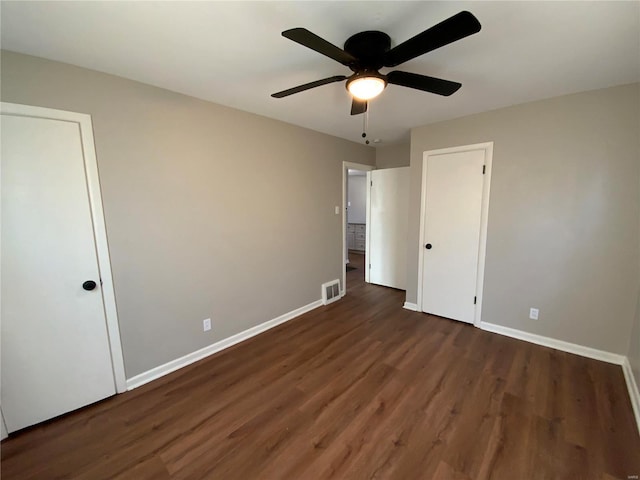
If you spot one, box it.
[203,318,211,331]
[335,206,340,215]
[529,308,539,320]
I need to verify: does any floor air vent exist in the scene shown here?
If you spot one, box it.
[322,279,341,305]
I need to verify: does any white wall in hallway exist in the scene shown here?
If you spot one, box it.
[348,174,367,224]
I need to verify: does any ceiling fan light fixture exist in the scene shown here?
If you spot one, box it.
[347,74,387,100]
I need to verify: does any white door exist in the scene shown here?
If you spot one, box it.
[367,167,410,290]
[1,111,117,432]
[421,149,485,323]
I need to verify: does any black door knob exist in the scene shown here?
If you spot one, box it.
[425,243,432,250]
[82,280,97,291]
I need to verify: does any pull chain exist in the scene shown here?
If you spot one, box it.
[362,102,370,145]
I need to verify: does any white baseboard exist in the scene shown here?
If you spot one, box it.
[622,358,640,435]
[403,302,418,312]
[479,321,625,365]
[126,299,323,390]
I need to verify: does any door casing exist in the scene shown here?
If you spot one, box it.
[416,142,493,327]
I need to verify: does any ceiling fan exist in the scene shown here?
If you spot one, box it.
[271,11,481,115]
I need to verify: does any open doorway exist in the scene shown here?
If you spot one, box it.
[347,169,367,287]
[342,161,374,294]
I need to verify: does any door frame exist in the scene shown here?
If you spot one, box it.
[365,171,372,284]
[1,102,127,393]
[416,142,493,327]
[342,161,375,295]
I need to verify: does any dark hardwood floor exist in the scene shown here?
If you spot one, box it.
[2,252,639,479]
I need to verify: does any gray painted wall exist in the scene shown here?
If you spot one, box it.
[1,51,375,377]
[407,83,640,355]
[375,143,410,169]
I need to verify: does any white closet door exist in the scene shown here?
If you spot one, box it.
[421,149,485,323]
[1,113,116,432]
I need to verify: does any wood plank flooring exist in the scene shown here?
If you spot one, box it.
[2,252,639,479]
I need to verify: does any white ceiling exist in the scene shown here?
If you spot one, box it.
[1,1,639,146]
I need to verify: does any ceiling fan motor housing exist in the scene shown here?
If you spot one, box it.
[343,31,391,71]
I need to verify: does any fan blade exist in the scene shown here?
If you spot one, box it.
[387,71,461,96]
[384,11,481,67]
[282,28,357,66]
[350,98,368,115]
[271,75,347,98]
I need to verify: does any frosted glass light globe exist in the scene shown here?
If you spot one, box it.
[347,76,386,100]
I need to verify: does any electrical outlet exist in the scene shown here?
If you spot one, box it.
[529,308,539,320]
[203,318,211,332]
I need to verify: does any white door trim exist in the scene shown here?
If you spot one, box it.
[342,161,375,294]
[416,142,493,327]
[365,171,371,284]
[1,411,8,440]
[1,102,127,393]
